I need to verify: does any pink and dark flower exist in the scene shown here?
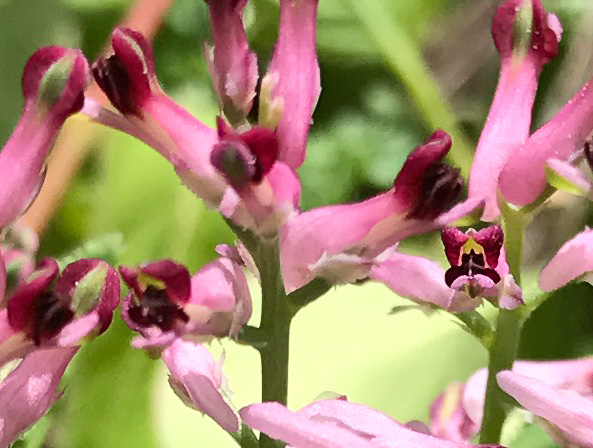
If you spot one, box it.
[88,28,300,235]
[0,258,119,367]
[0,46,90,229]
[370,225,522,312]
[280,130,482,293]
[467,0,562,221]
[240,399,506,448]
[0,223,39,300]
[120,257,251,349]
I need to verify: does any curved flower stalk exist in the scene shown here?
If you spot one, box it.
[0,258,120,367]
[119,257,251,350]
[0,346,78,447]
[371,225,522,312]
[280,130,483,293]
[162,339,239,433]
[0,46,90,230]
[434,357,593,445]
[88,27,301,236]
[467,0,562,221]
[240,399,505,447]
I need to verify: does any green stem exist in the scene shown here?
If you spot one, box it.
[286,278,332,314]
[454,311,494,349]
[479,204,527,443]
[254,243,291,448]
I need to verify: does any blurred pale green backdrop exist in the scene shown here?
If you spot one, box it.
[3,0,593,447]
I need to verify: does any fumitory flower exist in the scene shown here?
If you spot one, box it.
[0,258,119,367]
[370,225,522,311]
[162,338,239,432]
[0,346,78,446]
[119,256,251,349]
[280,130,483,293]
[240,399,506,447]
[467,0,562,221]
[441,357,593,446]
[0,46,90,230]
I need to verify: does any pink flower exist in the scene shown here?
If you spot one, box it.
[260,0,320,169]
[0,258,119,367]
[280,130,483,293]
[429,383,477,442]
[451,358,593,446]
[498,368,593,447]
[162,339,239,432]
[239,399,505,447]
[0,46,90,229]
[370,225,522,311]
[120,257,251,350]
[88,27,301,235]
[203,0,258,118]
[468,0,561,221]
[0,346,78,446]
[538,228,593,292]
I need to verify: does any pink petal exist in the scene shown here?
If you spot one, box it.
[0,47,89,229]
[500,76,593,206]
[204,0,258,115]
[429,383,477,442]
[0,347,77,447]
[370,253,454,310]
[240,402,376,448]
[469,0,561,220]
[265,0,320,169]
[162,339,238,432]
[497,371,593,447]
[240,400,500,448]
[54,312,100,346]
[538,229,593,291]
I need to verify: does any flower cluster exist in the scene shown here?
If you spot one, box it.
[2,0,593,446]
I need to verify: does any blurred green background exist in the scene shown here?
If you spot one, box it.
[3,0,593,447]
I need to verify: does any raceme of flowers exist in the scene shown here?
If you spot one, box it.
[1,0,593,447]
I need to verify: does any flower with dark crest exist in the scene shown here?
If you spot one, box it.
[120,257,251,350]
[0,46,90,229]
[0,258,119,368]
[279,130,482,293]
[370,225,522,312]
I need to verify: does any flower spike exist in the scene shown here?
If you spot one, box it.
[0,46,90,229]
[468,0,561,220]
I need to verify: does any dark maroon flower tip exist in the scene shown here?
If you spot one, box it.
[441,227,469,267]
[492,0,561,64]
[393,131,457,217]
[214,116,280,184]
[444,250,501,288]
[6,258,71,344]
[469,225,504,268]
[55,259,120,333]
[126,285,189,332]
[92,27,156,115]
[119,260,191,305]
[21,46,89,119]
